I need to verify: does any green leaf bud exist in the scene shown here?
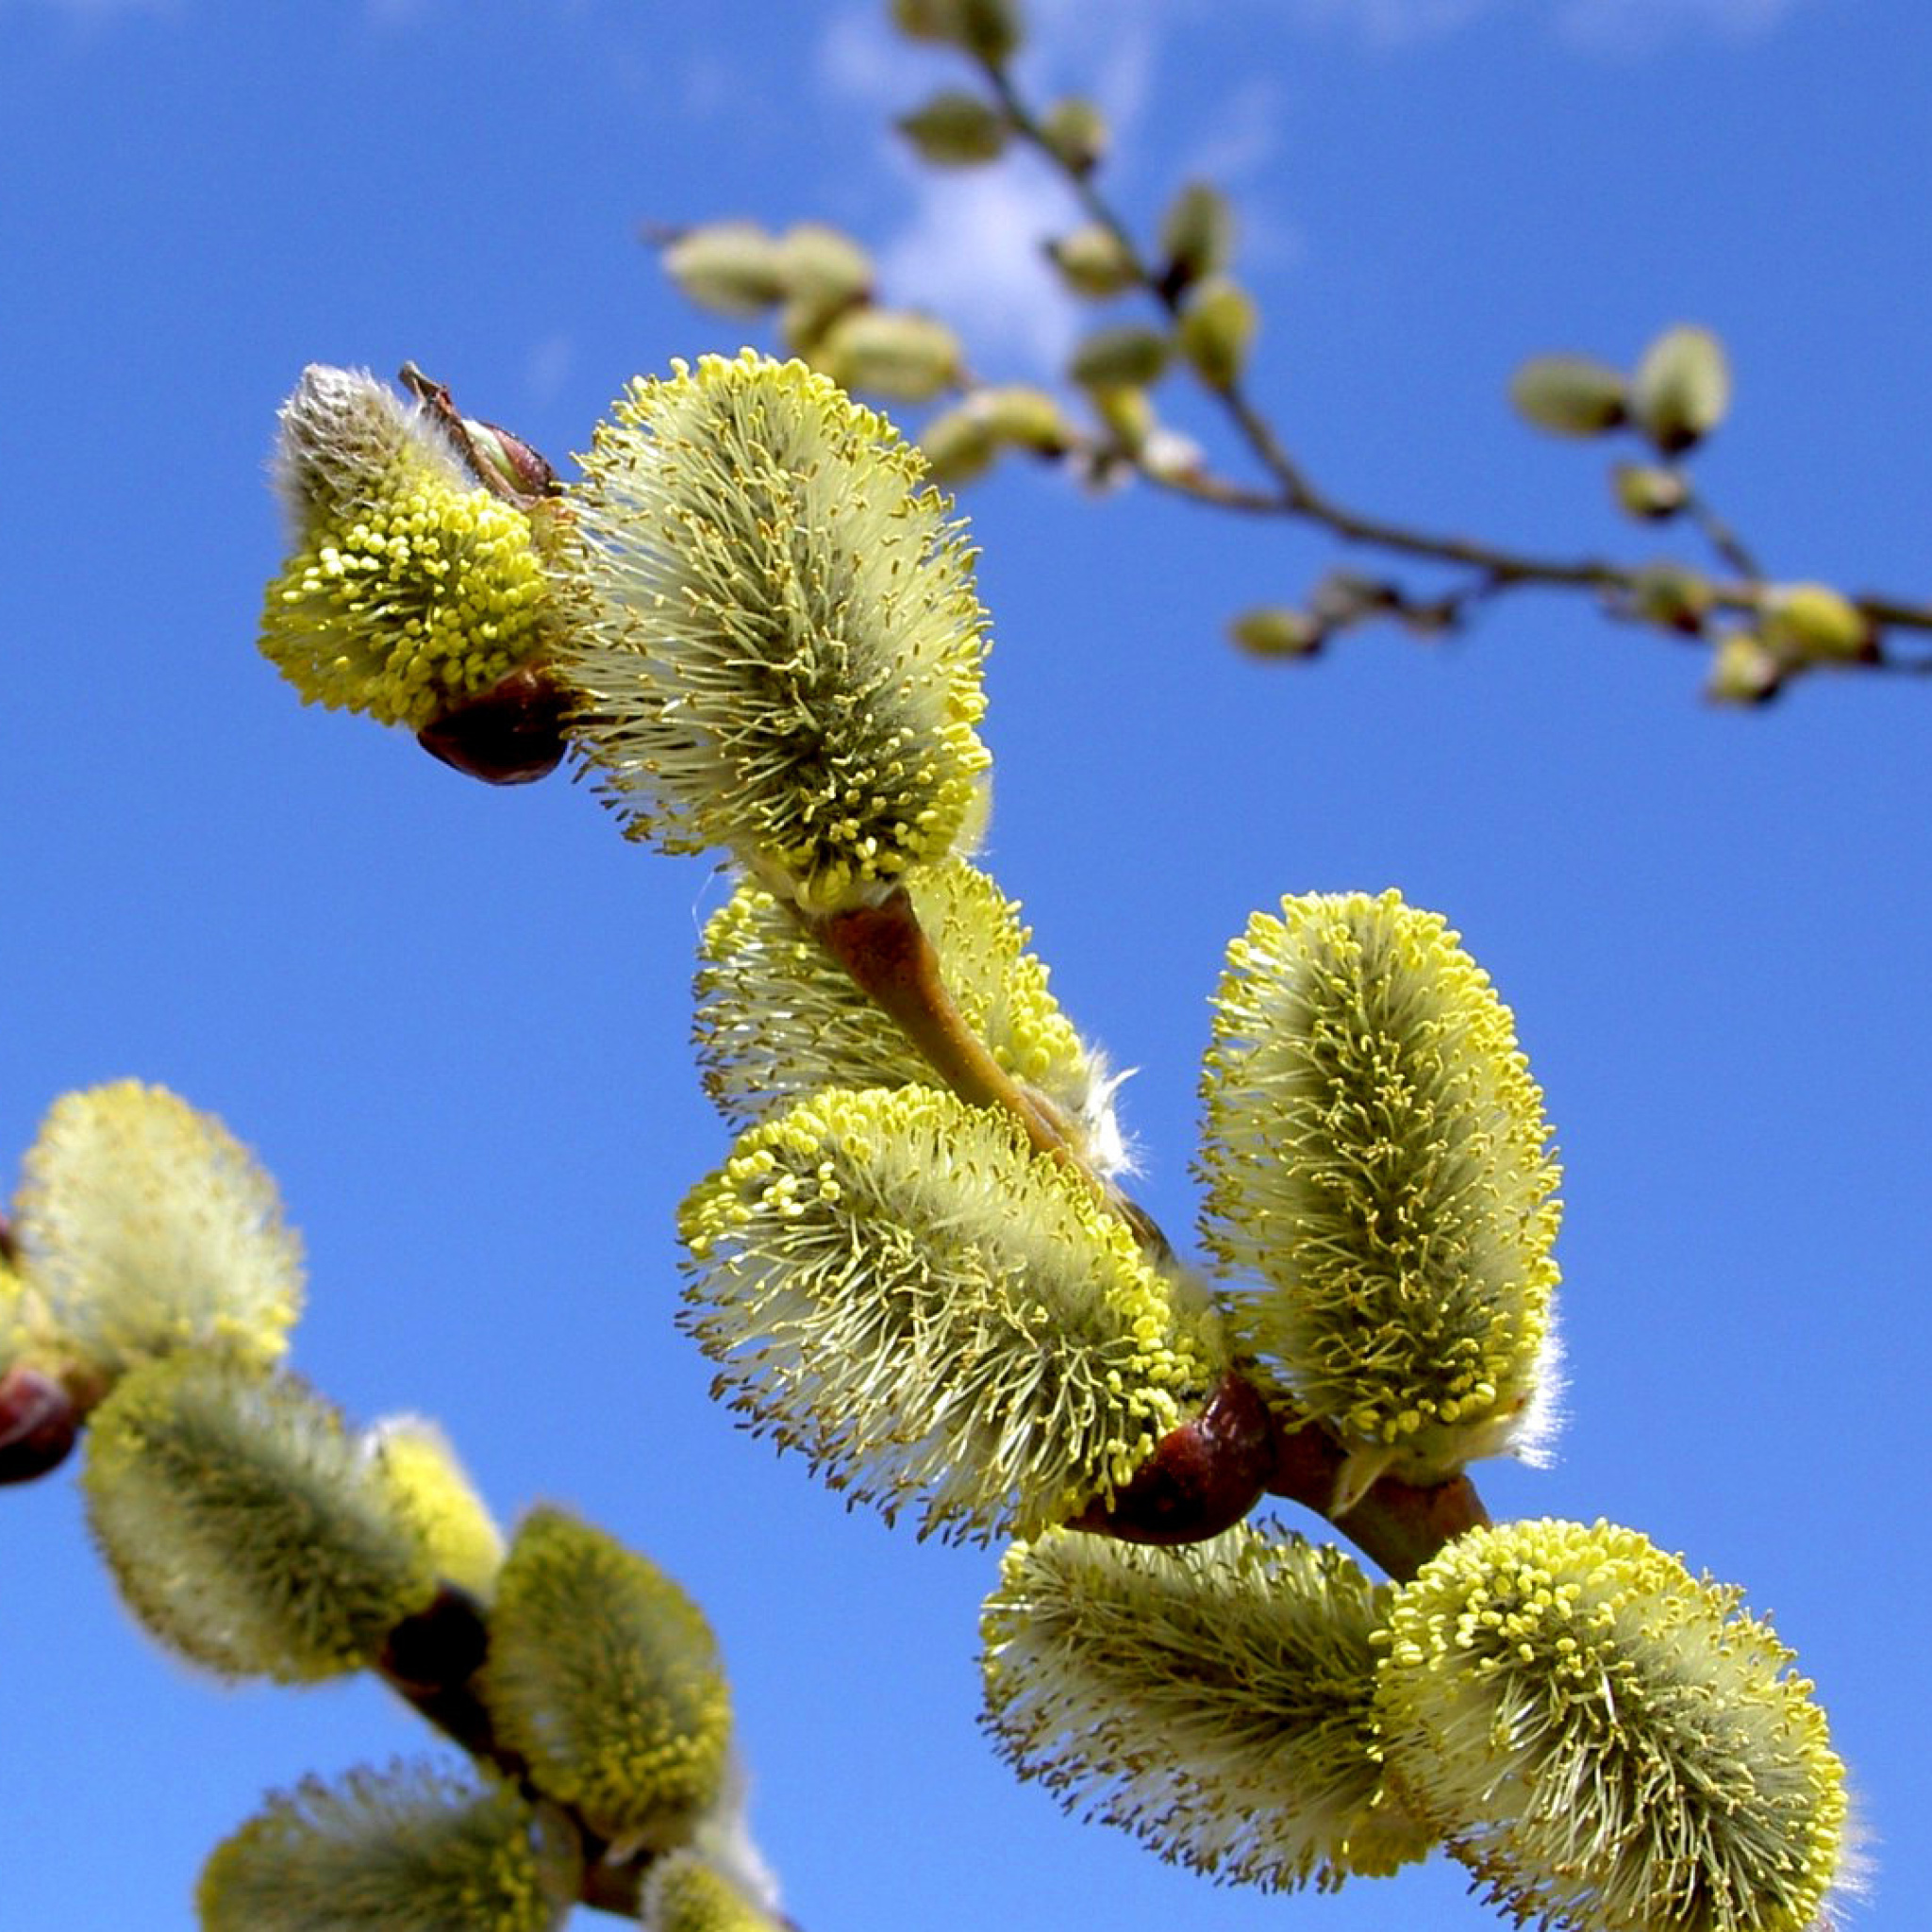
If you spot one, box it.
[198,1760,579,1932]
[1157,180,1236,291]
[1375,1518,1854,1932]
[917,404,1000,483]
[1198,891,1562,1502]
[1706,629,1785,705]
[890,0,1022,63]
[1039,95,1108,175]
[559,352,991,912]
[816,307,964,402]
[1045,223,1141,299]
[1631,323,1731,455]
[83,1356,439,1680]
[974,383,1072,453]
[480,1507,732,1851]
[983,1524,1434,1890]
[895,89,1010,166]
[774,223,874,312]
[1176,275,1258,390]
[363,1415,505,1602]
[643,1851,790,1932]
[679,1084,1227,1543]
[1759,581,1872,664]
[662,223,789,317]
[1229,606,1324,659]
[1507,355,1629,438]
[1611,459,1690,521]
[1069,323,1172,392]
[693,858,1109,1159]
[1627,563,1714,635]
[261,366,557,730]
[12,1080,302,1379]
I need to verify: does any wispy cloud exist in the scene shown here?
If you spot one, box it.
[1557,0,1809,54]
[1287,0,1500,47]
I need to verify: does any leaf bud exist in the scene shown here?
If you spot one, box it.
[1045,222,1140,298]
[891,0,1022,63]
[1176,275,1258,390]
[1507,354,1628,437]
[816,307,963,402]
[917,403,999,482]
[895,89,1009,166]
[662,221,789,316]
[1069,323,1172,391]
[1707,628,1785,705]
[974,383,1072,453]
[1039,95,1108,175]
[1631,322,1731,454]
[1157,179,1236,293]
[1760,581,1873,663]
[774,222,874,313]
[1610,459,1690,521]
[1089,381,1155,452]
[1228,605,1324,659]
[1627,562,1713,634]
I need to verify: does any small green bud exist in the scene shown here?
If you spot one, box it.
[1760,581,1872,663]
[199,1761,579,1932]
[974,383,1071,453]
[1045,223,1140,298]
[1707,628,1785,705]
[83,1356,439,1681]
[12,1080,302,1380]
[481,1507,732,1850]
[662,222,788,316]
[364,1415,505,1602]
[560,353,991,912]
[917,403,999,482]
[1228,606,1323,659]
[895,88,1009,166]
[1176,275,1258,390]
[1039,94,1108,175]
[1157,179,1236,291]
[1090,381,1155,451]
[1069,323,1172,391]
[1375,1518,1853,1932]
[1611,459,1690,520]
[890,0,1021,63]
[983,1524,1433,1889]
[816,307,963,402]
[1627,563,1714,634]
[1507,354,1628,437]
[774,222,874,311]
[1631,322,1731,454]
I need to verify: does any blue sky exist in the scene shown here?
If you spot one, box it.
[3,1,1928,1926]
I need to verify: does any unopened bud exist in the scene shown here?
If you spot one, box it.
[1089,383,1155,452]
[918,405,999,483]
[818,308,963,402]
[1611,460,1690,521]
[0,1366,78,1485]
[1069,324,1171,391]
[1627,564,1713,634]
[1046,223,1140,299]
[775,223,874,311]
[416,665,570,786]
[1631,323,1730,455]
[975,384,1071,453]
[1177,275,1258,390]
[1707,630,1784,705]
[1760,582,1872,664]
[1158,180,1235,293]
[1508,355,1628,437]
[891,0,1021,63]
[896,89,1008,166]
[1040,95,1108,175]
[1229,606,1324,659]
[662,222,788,316]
